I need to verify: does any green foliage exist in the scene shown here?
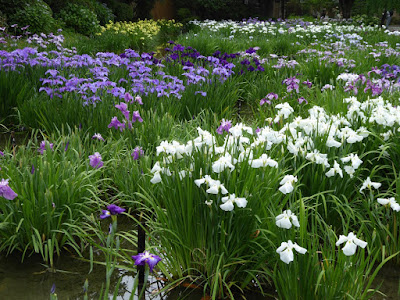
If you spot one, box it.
[135,0,156,19]
[174,0,254,20]
[0,130,105,265]
[101,0,134,21]
[352,14,380,25]
[9,0,56,34]
[0,0,33,18]
[58,3,101,35]
[92,1,114,25]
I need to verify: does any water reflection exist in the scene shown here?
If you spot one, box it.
[0,253,274,299]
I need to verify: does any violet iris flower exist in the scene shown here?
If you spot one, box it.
[298,97,308,104]
[89,152,103,169]
[132,111,143,123]
[0,179,18,200]
[108,117,125,131]
[260,93,278,106]
[38,141,54,155]
[132,146,144,160]
[100,204,126,219]
[302,80,312,88]
[132,251,161,272]
[92,133,105,141]
[123,92,133,102]
[194,91,207,97]
[115,102,130,120]
[282,76,300,93]
[216,119,232,135]
[134,96,143,105]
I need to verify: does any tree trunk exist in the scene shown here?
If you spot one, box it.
[338,0,355,19]
[280,0,285,19]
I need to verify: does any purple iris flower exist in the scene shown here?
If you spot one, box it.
[89,152,104,169]
[298,97,308,104]
[282,76,300,93]
[0,151,4,156]
[64,141,69,152]
[38,141,54,155]
[123,92,133,103]
[194,91,207,97]
[132,146,144,160]
[31,164,35,174]
[92,133,105,141]
[50,283,56,294]
[45,69,58,77]
[135,96,143,105]
[108,117,125,131]
[246,47,257,54]
[260,93,278,106]
[132,111,143,123]
[132,251,161,272]
[0,179,18,200]
[100,204,126,219]
[302,80,312,88]
[216,119,232,135]
[115,102,130,120]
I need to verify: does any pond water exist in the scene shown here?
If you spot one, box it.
[371,264,400,300]
[1,251,399,299]
[0,253,273,300]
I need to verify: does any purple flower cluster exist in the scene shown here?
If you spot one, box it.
[38,141,54,155]
[272,58,299,69]
[282,76,300,93]
[339,65,400,97]
[260,93,278,106]
[108,102,143,132]
[216,119,232,134]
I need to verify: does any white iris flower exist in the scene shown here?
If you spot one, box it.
[336,232,367,256]
[276,240,307,264]
[275,210,300,229]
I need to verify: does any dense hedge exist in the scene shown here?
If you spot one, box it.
[0,0,143,35]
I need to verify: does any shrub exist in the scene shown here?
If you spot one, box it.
[92,1,114,25]
[58,3,100,35]
[9,0,55,33]
[0,0,32,18]
[0,10,6,28]
[101,0,134,21]
[352,14,380,26]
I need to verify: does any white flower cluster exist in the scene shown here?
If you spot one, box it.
[150,96,400,218]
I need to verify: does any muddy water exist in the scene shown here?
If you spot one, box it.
[372,265,400,299]
[0,253,272,300]
[1,251,398,300]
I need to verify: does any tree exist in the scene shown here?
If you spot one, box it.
[338,0,355,18]
[307,0,400,19]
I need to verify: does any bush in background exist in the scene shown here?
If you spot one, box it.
[58,3,101,35]
[174,0,256,21]
[101,0,134,21]
[8,0,55,33]
[92,1,114,25]
[0,0,31,18]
